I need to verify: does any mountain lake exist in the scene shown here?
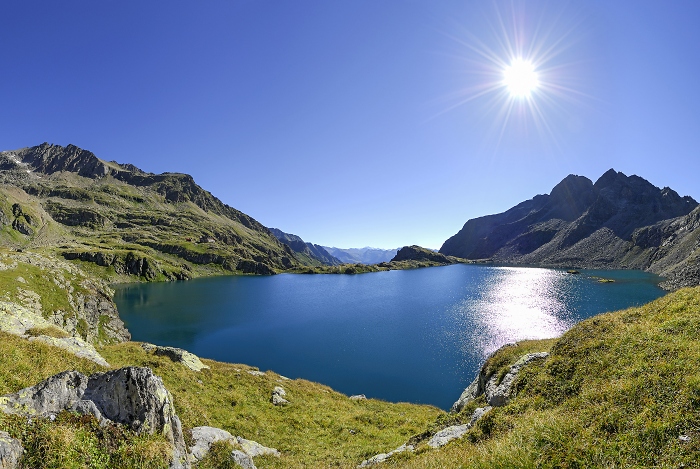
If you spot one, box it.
[114,264,665,410]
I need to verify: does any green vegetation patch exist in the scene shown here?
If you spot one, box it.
[100,342,442,468]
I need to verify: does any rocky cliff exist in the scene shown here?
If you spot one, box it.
[440,169,700,289]
[0,143,312,281]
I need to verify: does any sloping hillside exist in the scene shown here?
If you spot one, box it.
[0,143,307,281]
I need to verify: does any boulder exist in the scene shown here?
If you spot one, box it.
[189,426,280,463]
[0,431,23,469]
[271,386,289,406]
[349,394,366,401]
[141,343,209,372]
[0,367,189,469]
[189,426,235,462]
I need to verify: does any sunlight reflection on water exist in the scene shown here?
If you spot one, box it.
[451,267,575,357]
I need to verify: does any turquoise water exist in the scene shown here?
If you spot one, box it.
[114,265,665,410]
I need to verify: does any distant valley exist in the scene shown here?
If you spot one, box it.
[321,246,398,265]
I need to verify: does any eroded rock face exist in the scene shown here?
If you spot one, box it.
[0,251,130,345]
[0,431,23,469]
[0,367,188,469]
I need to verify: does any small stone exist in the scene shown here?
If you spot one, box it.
[247,370,265,377]
[349,394,366,401]
[679,434,691,443]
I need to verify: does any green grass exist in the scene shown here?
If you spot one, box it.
[99,342,442,468]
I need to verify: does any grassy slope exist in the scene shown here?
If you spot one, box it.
[2,285,700,467]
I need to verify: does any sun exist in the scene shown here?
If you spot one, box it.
[503,58,539,98]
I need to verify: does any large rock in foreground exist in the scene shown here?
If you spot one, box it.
[0,367,188,468]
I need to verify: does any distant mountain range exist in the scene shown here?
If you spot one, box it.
[268,228,341,266]
[322,246,399,265]
[440,169,700,290]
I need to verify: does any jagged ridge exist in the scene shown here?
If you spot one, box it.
[440,169,700,289]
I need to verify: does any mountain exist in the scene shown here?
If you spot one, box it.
[322,246,398,264]
[440,169,700,289]
[268,228,342,266]
[0,143,307,280]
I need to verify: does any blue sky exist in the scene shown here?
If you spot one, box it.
[2,1,699,249]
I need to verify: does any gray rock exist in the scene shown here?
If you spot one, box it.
[358,444,414,467]
[0,370,88,417]
[236,436,280,458]
[349,394,366,401]
[141,343,209,372]
[0,367,189,469]
[28,336,110,367]
[427,406,492,448]
[247,370,265,377]
[189,426,235,462]
[231,450,256,469]
[451,347,548,412]
[189,427,280,463]
[271,386,288,406]
[484,353,549,407]
[427,424,471,448]
[0,431,23,469]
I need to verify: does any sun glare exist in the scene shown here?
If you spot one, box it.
[503,58,539,98]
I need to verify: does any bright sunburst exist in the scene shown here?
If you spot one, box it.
[503,58,539,98]
[434,2,592,153]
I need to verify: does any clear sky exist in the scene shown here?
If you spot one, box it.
[2,1,699,249]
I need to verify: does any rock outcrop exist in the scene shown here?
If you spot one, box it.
[189,426,280,468]
[141,343,209,372]
[358,444,414,467]
[0,301,110,366]
[452,350,549,413]
[440,170,700,290]
[0,367,188,469]
[0,250,130,345]
[427,406,492,448]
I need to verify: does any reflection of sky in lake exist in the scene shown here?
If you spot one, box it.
[449,267,575,357]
